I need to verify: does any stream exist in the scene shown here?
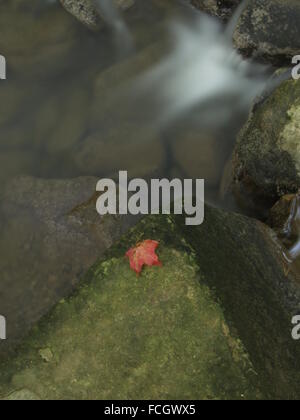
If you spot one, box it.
[0,0,269,351]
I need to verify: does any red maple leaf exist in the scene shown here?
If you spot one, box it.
[126,240,162,275]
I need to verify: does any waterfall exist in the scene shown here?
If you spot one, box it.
[134,1,267,128]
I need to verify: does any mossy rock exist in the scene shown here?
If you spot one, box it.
[1,207,300,399]
[230,78,300,218]
[0,247,260,400]
[0,176,138,356]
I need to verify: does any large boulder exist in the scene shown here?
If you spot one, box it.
[233,0,300,65]
[229,77,300,218]
[0,209,300,399]
[0,176,138,355]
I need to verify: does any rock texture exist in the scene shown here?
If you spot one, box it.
[191,0,241,20]
[0,176,138,355]
[0,209,300,399]
[233,0,300,65]
[230,77,300,218]
[60,0,135,31]
[269,194,295,231]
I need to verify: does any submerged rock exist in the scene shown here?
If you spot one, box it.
[190,0,241,21]
[73,42,167,179]
[0,0,79,80]
[172,130,222,187]
[0,176,138,355]
[230,77,300,218]
[0,209,300,399]
[60,0,135,31]
[233,0,300,65]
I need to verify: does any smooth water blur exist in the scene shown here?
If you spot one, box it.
[0,0,267,199]
[135,10,266,127]
[0,0,186,185]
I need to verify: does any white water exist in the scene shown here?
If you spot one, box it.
[135,2,267,128]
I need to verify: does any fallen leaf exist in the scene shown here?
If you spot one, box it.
[126,240,162,275]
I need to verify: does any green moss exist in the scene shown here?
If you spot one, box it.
[0,216,262,400]
[233,79,300,210]
[240,79,300,164]
[1,211,299,399]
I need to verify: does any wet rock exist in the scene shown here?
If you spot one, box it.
[0,176,138,355]
[73,43,167,179]
[3,389,41,401]
[39,348,54,363]
[60,0,101,30]
[230,77,300,218]
[269,194,295,231]
[0,1,79,80]
[60,0,135,31]
[173,132,218,183]
[171,128,227,189]
[190,0,241,20]
[233,0,300,65]
[268,192,300,265]
[1,208,300,399]
[44,86,92,155]
[73,128,165,179]
[0,83,31,126]
[0,150,35,185]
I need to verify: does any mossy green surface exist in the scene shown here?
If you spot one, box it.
[232,79,300,214]
[0,215,262,400]
[1,210,300,400]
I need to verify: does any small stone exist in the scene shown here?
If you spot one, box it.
[39,348,54,363]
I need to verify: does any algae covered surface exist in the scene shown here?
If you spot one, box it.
[232,78,300,214]
[0,215,262,400]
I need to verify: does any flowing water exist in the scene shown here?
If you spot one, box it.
[0,0,269,352]
[0,0,267,190]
